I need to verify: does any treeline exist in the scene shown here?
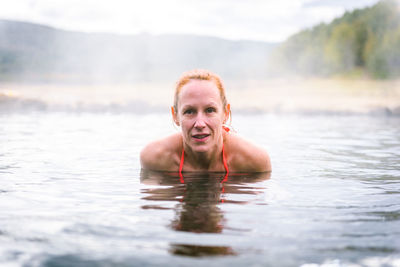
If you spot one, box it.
[271,0,400,79]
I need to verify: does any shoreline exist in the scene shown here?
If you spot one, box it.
[1,78,399,116]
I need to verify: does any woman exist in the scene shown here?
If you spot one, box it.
[140,69,271,173]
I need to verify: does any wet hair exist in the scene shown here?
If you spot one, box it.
[173,69,228,113]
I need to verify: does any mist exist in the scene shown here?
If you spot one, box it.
[0,20,276,83]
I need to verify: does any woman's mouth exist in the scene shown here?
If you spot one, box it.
[192,134,210,142]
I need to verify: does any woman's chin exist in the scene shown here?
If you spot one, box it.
[190,144,210,153]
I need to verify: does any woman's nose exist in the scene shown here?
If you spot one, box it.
[194,113,206,128]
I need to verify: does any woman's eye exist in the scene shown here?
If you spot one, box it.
[184,109,194,115]
[206,107,216,113]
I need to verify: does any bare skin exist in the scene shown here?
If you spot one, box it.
[140,79,271,173]
[140,132,271,172]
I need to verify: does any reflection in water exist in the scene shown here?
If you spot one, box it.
[170,244,236,257]
[140,171,270,257]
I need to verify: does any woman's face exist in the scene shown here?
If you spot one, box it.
[174,79,227,153]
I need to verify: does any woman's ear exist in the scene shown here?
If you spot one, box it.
[171,106,180,126]
[224,104,231,123]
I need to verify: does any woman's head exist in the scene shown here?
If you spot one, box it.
[172,69,231,153]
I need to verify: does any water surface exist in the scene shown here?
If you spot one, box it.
[1,112,399,266]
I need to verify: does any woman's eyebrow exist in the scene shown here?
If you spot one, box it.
[205,102,218,107]
[181,104,194,110]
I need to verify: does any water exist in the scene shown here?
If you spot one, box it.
[1,112,400,267]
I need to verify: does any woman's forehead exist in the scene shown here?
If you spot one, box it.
[180,100,220,109]
[179,79,220,100]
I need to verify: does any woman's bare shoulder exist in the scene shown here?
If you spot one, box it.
[225,133,271,172]
[140,133,182,171]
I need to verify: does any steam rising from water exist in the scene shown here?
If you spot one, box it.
[1,79,399,115]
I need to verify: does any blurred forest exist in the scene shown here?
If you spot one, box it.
[271,0,400,79]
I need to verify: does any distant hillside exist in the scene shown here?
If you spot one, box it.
[0,20,276,83]
[271,0,400,79]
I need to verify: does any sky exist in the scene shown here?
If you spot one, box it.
[1,0,383,43]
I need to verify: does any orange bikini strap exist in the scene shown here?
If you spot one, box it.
[221,144,229,182]
[179,147,185,183]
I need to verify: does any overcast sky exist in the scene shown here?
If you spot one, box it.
[1,0,382,42]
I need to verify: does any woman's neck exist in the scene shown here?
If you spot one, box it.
[183,136,224,171]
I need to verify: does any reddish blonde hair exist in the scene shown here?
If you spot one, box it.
[173,69,228,113]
